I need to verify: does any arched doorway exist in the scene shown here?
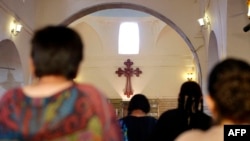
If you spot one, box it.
[203,31,219,115]
[61,3,202,84]
[0,39,24,96]
[208,31,219,72]
[59,2,204,118]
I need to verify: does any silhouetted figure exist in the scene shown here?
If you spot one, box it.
[176,58,250,141]
[150,81,212,141]
[119,94,157,141]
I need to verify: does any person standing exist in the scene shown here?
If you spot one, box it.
[119,94,157,141]
[0,25,122,141]
[150,81,212,141]
[175,58,250,141]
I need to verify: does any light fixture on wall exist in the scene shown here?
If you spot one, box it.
[11,20,22,36]
[197,16,210,28]
[186,72,193,81]
[197,18,205,26]
[247,0,250,18]
[243,0,250,32]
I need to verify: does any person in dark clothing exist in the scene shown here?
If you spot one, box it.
[176,58,250,141]
[119,94,157,141]
[150,81,212,141]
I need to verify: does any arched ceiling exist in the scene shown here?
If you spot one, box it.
[69,9,196,99]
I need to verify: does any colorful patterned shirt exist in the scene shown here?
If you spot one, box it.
[0,83,122,141]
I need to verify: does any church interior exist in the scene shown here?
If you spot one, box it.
[0,0,250,119]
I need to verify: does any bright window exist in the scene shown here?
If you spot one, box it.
[118,22,139,54]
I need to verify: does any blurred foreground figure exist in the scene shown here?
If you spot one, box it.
[176,58,250,141]
[0,26,122,141]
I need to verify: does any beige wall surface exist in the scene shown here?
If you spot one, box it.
[0,0,250,101]
[71,13,194,100]
[0,0,34,94]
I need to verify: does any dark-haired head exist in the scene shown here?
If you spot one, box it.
[31,25,84,80]
[208,58,250,123]
[178,81,203,113]
[127,94,150,115]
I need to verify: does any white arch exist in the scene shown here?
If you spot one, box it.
[0,39,24,96]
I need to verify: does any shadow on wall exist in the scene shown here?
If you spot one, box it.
[0,39,24,97]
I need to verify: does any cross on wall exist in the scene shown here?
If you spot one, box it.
[115,59,142,98]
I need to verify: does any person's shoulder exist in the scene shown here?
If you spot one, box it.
[75,83,113,115]
[145,116,157,122]
[75,83,106,99]
[148,116,157,120]
[0,87,21,101]
[194,112,212,121]
[161,108,178,114]
[149,116,157,120]
[3,87,21,94]
[196,111,211,116]
[160,108,183,117]
[119,116,127,122]
[75,83,101,93]
[175,126,223,141]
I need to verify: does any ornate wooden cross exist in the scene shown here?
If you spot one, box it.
[115,59,142,98]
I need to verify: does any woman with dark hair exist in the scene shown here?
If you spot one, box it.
[119,94,157,141]
[176,58,250,141]
[0,26,122,141]
[150,81,212,141]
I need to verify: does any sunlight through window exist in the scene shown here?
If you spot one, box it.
[119,22,139,54]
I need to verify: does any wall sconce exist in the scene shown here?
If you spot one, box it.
[197,18,205,26]
[197,16,210,27]
[247,0,250,18]
[186,73,193,81]
[11,21,22,36]
[243,0,250,32]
